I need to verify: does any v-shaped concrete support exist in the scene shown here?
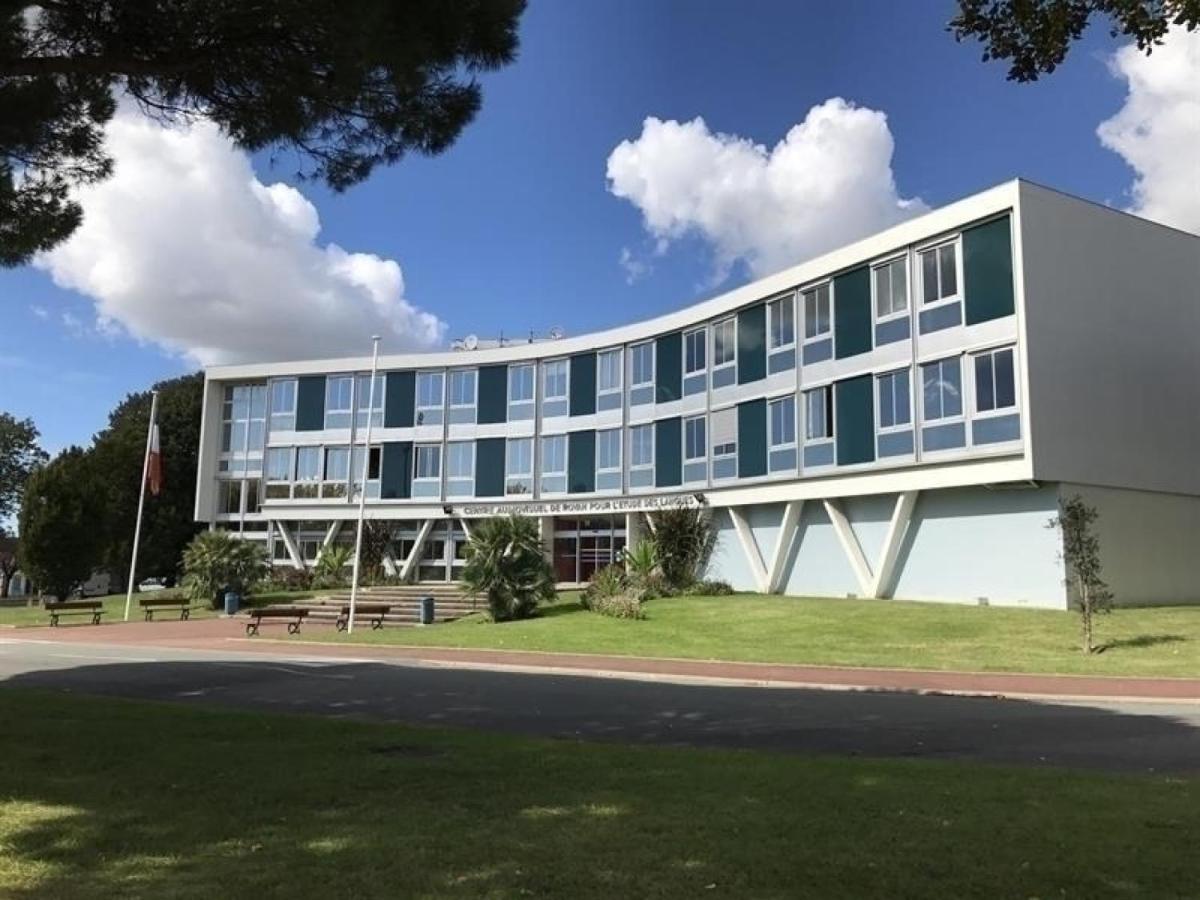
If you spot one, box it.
[399,519,435,583]
[272,520,304,571]
[729,507,770,593]
[823,492,919,598]
[766,500,804,594]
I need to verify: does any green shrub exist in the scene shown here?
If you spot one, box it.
[680,578,734,596]
[590,591,644,619]
[650,503,718,590]
[256,565,313,593]
[181,531,268,609]
[462,515,555,622]
[582,563,626,610]
[312,544,352,589]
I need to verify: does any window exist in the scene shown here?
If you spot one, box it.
[874,257,908,319]
[324,446,350,481]
[598,349,622,394]
[506,437,534,495]
[446,442,474,479]
[630,424,654,468]
[268,379,296,432]
[416,371,444,411]
[325,376,353,429]
[710,407,737,479]
[221,384,266,474]
[354,374,384,428]
[922,357,963,421]
[685,416,706,461]
[769,396,796,448]
[414,444,441,480]
[769,296,796,350]
[804,386,833,441]
[541,434,567,493]
[712,318,736,368]
[508,364,535,404]
[596,428,621,472]
[448,370,477,407]
[802,284,831,341]
[543,359,568,401]
[219,480,242,515]
[973,347,1016,413]
[265,447,292,481]
[919,240,958,305]
[877,369,912,429]
[294,446,321,496]
[630,342,654,387]
[685,328,706,374]
[351,446,382,498]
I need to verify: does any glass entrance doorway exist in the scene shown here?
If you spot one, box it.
[552,516,627,584]
[415,520,468,582]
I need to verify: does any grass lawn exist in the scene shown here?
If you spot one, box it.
[0,689,1195,899]
[0,589,322,628]
[300,593,1200,678]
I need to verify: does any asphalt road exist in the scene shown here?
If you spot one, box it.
[1,639,1197,772]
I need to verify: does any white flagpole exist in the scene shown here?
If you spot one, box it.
[124,390,159,622]
[347,336,381,634]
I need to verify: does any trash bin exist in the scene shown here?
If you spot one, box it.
[418,595,435,626]
[223,591,241,616]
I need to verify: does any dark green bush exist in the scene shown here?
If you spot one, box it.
[651,504,718,589]
[679,579,734,596]
[462,515,555,621]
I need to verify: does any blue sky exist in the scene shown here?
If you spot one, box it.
[0,1,1185,454]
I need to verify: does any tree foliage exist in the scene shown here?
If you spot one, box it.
[181,529,267,609]
[461,515,554,622]
[950,0,1200,81]
[0,532,17,598]
[0,410,47,525]
[0,0,526,265]
[650,503,718,589]
[1048,495,1114,654]
[16,446,105,599]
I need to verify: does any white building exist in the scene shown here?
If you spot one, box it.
[193,180,1200,608]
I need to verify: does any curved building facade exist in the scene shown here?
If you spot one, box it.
[194,180,1200,607]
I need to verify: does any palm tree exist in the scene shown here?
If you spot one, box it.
[461,515,555,621]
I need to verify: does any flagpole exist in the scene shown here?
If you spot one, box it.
[347,336,381,634]
[124,390,159,622]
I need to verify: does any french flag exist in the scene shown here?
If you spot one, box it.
[147,424,163,497]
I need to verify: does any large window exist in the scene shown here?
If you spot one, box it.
[445,441,474,496]
[414,444,441,481]
[265,447,292,482]
[685,416,706,461]
[324,376,353,429]
[596,429,621,491]
[541,434,567,493]
[630,342,654,387]
[922,357,963,421]
[804,386,833,441]
[712,318,736,371]
[877,369,912,429]
[294,446,321,497]
[919,240,959,305]
[354,374,384,428]
[768,296,796,350]
[221,384,266,475]
[323,445,350,497]
[351,445,382,499]
[802,283,831,341]
[874,256,909,319]
[973,347,1016,414]
[508,364,535,404]
[543,359,568,402]
[684,328,706,374]
[268,379,296,432]
[629,423,654,487]
[448,370,477,407]
[597,348,622,409]
[506,437,534,495]
[416,371,444,425]
[710,407,737,479]
[769,396,796,449]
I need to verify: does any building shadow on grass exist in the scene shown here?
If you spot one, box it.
[1098,634,1189,652]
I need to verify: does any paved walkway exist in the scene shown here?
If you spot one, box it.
[7,617,1199,702]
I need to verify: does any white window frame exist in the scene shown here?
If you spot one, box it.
[413,444,442,483]
[920,355,965,424]
[445,441,475,481]
[505,437,534,494]
[916,236,962,310]
[295,445,322,482]
[415,371,444,413]
[801,282,832,345]
[711,317,737,375]
[629,341,655,389]
[970,345,1019,419]
[448,369,478,409]
[595,428,622,477]
[265,446,293,482]
[684,414,707,463]
[684,327,707,375]
[324,375,354,428]
[872,254,910,322]
[768,294,796,352]
[768,395,797,450]
[354,373,385,428]
[629,423,654,476]
[508,363,535,406]
[875,368,913,434]
[540,434,568,488]
[268,379,297,432]
[542,358,569,404]
[597,348,623,402]
[803,385,834,443]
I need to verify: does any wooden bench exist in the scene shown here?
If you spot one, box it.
[245,606,309,636]
[46,600,105,626]
[335,602,392,632]
[139,595,192,621]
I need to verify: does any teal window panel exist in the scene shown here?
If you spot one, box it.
[737,305,767,384]
[295,375,326,431]
[655,417,682,487]
[568,430,596,493]
[655,332,682,403]
[834,266,872,359]
[384,371,415,428]
[835,375,875,466]
[474,438,505,497]
[737,399,767,478]
[569,352,596,417]
[380,441,413,499]
[972,413,1021,445]
[963,215,1015,325]
[477,365,507,425]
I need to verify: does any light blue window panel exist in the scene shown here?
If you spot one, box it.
[803,442,834,468]
[324,376,353,429]
[769,447,797,472]
[802,339,832,365]
[683,461,707,483]
[597,392,623,412]
[629,385,655,406]
[446,480,474,497]
[973,413,1021,445]
[922,422,967,451]
[877,430,914,457]
[542,398,568,418]
[922,357,962,421]
[877,369,911,429]
[683,373,707,396]
[712,366,736,389]
[874,316,910,346]
[596,471,621,491]
[447,406,476,424]
[918,302,962,334]
[412,481,440,498]
[508,403,535,421]
[541,474,567,494]
[767,347,796,374]
[712,457,737,480]
[416,371,444,426]
[630,468,654,488]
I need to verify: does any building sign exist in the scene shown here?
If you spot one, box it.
[457,494,702,518]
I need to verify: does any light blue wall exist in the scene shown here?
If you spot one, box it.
[780,503,860,597]
[709,509,757,589]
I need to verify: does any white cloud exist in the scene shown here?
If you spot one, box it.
[618,246,652,285]
[1098,27,1200,234]
[35,108,445,365]
[606,98,925,281]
